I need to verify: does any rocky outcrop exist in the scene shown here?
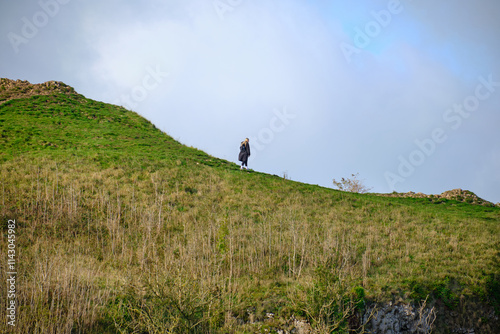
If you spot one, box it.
[380,188,497,207]
[0,78,76,104]
[361,299,499,334]
[362,301,436,334]
[439,189,487,205]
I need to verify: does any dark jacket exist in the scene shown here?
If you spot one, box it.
[238,142,250,161]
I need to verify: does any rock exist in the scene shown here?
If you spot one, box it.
[363,302,436,334]
[290,317,312,334]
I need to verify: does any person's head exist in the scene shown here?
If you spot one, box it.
[245,138,249,143]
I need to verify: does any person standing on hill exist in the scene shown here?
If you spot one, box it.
[238,138,250,170]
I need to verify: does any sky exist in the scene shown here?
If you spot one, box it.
[1,0,499,203]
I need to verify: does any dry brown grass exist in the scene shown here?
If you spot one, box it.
[0,154,499,333]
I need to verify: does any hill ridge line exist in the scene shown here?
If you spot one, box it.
[2,77,497,207]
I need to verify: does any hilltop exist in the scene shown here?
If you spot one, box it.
[0,79,499,333]
[0,78,77,104]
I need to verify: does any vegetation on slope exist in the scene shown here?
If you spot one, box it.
[0,84,499,333]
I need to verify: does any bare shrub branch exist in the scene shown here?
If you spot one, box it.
[333,173,372,193]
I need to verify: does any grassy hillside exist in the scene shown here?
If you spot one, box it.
[0,84,499,333]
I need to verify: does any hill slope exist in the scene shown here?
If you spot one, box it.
[0,79,499,333]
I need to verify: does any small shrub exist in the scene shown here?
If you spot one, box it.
[351,286,365,311]
[333,173,372,193]
[432,277,458,308]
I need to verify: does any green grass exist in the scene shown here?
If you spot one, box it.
[0,91,499,333]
